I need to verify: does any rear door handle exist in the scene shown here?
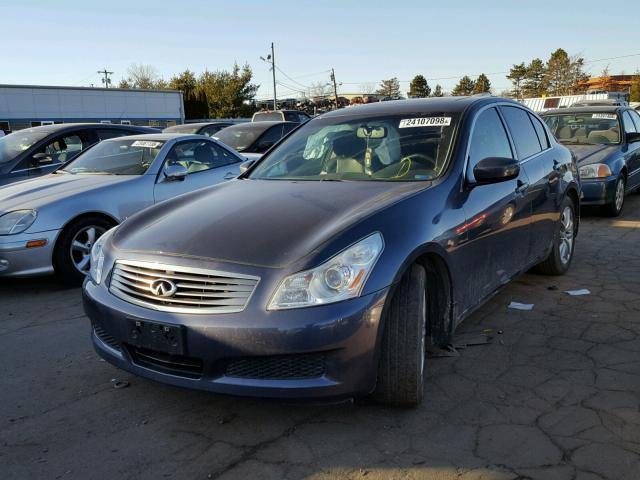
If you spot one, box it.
[553,159,561,171]
[516,179,529,194]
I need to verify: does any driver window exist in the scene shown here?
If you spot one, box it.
[467,108,513,181]
[165,140,235,174]
[39,134,84,165]
[622,111,637,134]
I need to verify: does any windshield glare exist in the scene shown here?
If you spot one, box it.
[543,113,621,145]
[0,129,49,165]
[249,114,458,181]
[61,139,165,175]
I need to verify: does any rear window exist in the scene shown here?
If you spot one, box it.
[253,112,283,122]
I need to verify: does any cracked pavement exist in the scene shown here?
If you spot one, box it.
[1,196,639,480]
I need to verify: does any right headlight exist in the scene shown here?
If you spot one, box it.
[89,226,117,285]
[0,210,37,235]
[579,163,612,179]
[268,232,384,310]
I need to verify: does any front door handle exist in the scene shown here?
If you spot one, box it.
[516,179,529,194]
[553,159,561,171]
[224,172,236,179]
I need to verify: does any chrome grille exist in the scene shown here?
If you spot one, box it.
[109,260,259,314]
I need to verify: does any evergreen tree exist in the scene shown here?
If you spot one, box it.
[473,73,491,94]
[544,49,587,96]
[522,58,546,97]
[451,76,475,96]
[376,77,402,99]
[408,74,431,98]
[506,63,527,98]
[431,84,444,97]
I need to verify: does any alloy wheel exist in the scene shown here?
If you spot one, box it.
[558,206,574,265]
[614,177,625,213]
[69,226,106,274]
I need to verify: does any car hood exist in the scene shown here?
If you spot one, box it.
[564,144,619,166]
[0,173,137,212]
[113,179,429,268]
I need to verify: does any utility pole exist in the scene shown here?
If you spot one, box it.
[97,68,113,88]
[271,43,277,110]
[330,68,339,110]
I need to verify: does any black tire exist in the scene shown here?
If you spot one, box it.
[604,175,625,217]
[53,216,112,285]
[374,264,427,407]
[533,196,576,276]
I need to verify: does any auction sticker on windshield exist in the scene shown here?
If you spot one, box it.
[399,117,451,128]
[131,141,163,148]
[591,114,617,120]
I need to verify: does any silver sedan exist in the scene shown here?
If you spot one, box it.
[0,133,244,283]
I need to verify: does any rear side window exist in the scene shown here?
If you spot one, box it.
[622,111,638,134]
[97,129,134,140]
[467,107,513,179]
[529,113,550,149]
[629,110,640,131]
[501,106,542,159]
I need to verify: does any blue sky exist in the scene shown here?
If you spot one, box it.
[2,0,639,99]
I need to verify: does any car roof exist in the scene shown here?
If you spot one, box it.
[541,105,623,115]
[319,96,516,118]
[13,123,154,135]
[166,121,233,129]
[102,133,204,142]
[219,121,295,132]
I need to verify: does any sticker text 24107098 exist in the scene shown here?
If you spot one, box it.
[399,117,451,128]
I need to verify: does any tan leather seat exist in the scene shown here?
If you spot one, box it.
[588,128,619,143]
[332,135,364,174]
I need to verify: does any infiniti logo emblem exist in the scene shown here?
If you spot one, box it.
[150,278,178,297]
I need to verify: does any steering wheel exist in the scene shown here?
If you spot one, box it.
[400,153,436,170]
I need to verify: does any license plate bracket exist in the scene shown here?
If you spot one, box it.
[126,319,185,356]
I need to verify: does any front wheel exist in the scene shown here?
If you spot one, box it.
[374,264,427,407]
[53,216,112,285]
[604,175,625,217]
[533,197,576,276]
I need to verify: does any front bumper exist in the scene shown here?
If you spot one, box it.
[580,176,617,206]
[83,279,389,400]
[0,229,59,277]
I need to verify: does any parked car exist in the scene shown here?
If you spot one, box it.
[0,123,157,187]
[163,121,234,137]
[542,106,640,216]
[0,134,245,283]
[252,110,311,123]
[213,121,297,154]
[83,97,579,406]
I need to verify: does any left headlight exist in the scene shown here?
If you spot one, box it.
[89,227,116,285]
[268,232,384,310]
[0,210,37,235]
[579,163,612,179]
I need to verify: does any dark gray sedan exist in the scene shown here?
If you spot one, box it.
[83,97,579,406]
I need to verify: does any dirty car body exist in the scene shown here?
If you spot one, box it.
[83,97,580,402]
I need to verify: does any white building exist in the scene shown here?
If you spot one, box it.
[0,84,184,132]
[520,92,628,112]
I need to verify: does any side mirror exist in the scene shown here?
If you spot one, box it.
[626,132,640,144]
[32,152,53,166]
[256,140,274,153]
[472,157,520,185]
[239,160,255,174]
[164,164,188,181]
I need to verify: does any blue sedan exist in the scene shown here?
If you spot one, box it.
[542,106,640,216]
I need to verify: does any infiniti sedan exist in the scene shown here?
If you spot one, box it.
[0,123,156,186]
[542,106,640,216]
[213,121,297,154]
[83,97,579,406]
[0,134,244,283]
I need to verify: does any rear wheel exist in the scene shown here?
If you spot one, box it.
[53,216,112,285]
[604,175,625,217]
[374,264,427,407]
[533,197,576,275]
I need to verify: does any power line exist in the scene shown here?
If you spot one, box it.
[97,68,113,88]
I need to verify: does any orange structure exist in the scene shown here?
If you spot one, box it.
[581,75,636,92]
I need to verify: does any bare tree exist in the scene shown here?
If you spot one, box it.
[360,83,376,94]
[125,63,160,89]
[308,81,331,98]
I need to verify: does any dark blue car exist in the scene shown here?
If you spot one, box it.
[83,97,579,406]
[542,106,640,216]
[0,123,157,186]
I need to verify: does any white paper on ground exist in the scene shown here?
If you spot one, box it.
[565,289,591,296]
[508,302,534,310]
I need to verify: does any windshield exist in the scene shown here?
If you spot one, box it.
[249,113,459,181]
[61,139,165,175]
[543,113,621,145]
[0,129,49,165]
[214,125,267,151]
